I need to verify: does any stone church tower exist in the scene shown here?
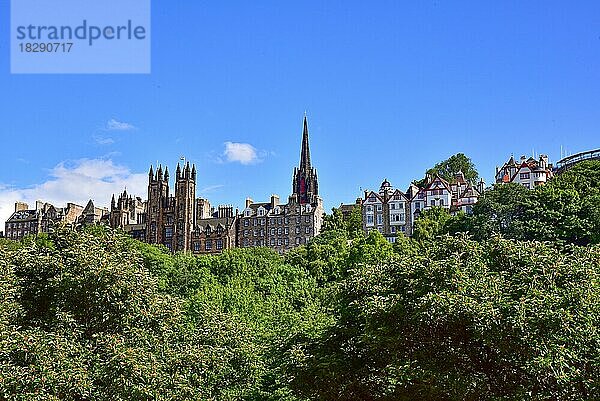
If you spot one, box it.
[174,162,196,251]
[146,165,169,244]
[290,115,319,205]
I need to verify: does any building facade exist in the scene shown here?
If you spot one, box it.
[108,115,323,254]
[4,200,108,241]
[191,205,238,254]
[109,161,239,254]
[237,116,324,253]
[495,154,553,188]
[362,174,485,242]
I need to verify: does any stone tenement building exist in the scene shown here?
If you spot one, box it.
[237,116,324,253]
[4,200,108,241]
[109,115,323,254]
[361,172,485,243]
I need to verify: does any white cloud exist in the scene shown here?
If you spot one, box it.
[200,184,224,194]
[94,136,115,145]
[222,142,261,165]
[106,118,136,131]
[0,159,147,228]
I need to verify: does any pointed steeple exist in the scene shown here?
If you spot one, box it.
[291,114,319,204]
[164,166,169,181]
[185,161,191,178]
[111,194,116,209]
[157,164,163,181]
[191,164,196,181]
[300,114,311,171]
[176,163,181,179]
[148,165,154,180]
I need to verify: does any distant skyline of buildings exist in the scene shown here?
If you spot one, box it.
[2,116,596,249]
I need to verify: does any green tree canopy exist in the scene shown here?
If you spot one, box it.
[415,153,479,186]
[287,235,600,400]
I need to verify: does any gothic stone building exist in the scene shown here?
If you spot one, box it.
[237,116,324,253]
[110,116,321,254]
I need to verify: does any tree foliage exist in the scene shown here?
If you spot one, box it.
[287,235,600,401]
[415,153,479,186]
[2,161,600,400]
[451,161,600,246]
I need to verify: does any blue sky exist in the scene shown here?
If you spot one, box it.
[1,1,600,225]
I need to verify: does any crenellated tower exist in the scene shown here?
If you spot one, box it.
[146,164,170,244]
[174,161,196,251]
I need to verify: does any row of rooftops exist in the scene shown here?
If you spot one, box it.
[4,199,109,235]
[363,170,486,205]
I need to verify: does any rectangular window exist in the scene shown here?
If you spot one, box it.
[205,240,212,250]
[520,172,530,179]
[216,239,223,250]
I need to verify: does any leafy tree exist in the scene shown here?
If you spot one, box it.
[286,235,600,400]
[454,161,600,246]
[0,227,262,400]
[411,206,453,243]
[321,206,363,239]
[415,153,479,186]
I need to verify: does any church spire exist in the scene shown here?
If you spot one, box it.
[300,114,311,171]
[291,114,319,204]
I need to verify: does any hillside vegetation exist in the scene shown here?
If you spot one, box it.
[1,161,600,400]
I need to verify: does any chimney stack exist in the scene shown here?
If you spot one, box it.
[270,194,280,208]
[15,202,28,212]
